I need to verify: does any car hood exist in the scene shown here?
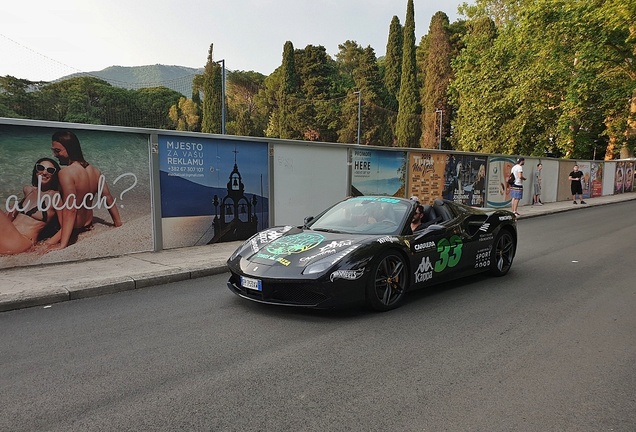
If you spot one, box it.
[231,226,378,275]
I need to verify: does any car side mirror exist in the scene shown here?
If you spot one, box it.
[303,216,314,227]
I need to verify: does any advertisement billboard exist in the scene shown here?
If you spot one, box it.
[442,154,488,207]
[158,135,269,248]
[486,157,515,208]
[0,124,152,269]
[407,152,447,205]
[351,148,406,197]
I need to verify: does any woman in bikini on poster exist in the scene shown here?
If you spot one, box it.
[0,158,62,254]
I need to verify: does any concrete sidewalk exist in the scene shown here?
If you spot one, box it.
[1,193,635,313]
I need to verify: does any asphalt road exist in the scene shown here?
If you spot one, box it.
[2,201,635,432]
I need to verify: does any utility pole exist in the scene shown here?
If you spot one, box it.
[218,59,226,134]
[354,91,362,145]
[435,108,443,150]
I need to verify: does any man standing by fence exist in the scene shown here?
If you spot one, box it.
[510,157,526,216]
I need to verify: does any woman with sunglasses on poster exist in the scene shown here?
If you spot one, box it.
[0,158,62,254]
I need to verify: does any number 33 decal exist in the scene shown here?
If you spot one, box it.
[435,235,463,272]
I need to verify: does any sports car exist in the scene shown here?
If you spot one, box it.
[226,196,517,311]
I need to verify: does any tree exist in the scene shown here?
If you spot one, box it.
[278,41,300,139]
[225,70,267,137]
[449,16,507,153]
[201,43,222,133]
[135,87,183,129]
[420,12,453,149]
[169,96,200,131]
[451,0,635,159]
[0,76,44,118]
[395,0,421,147]
[335,40,364,90]
[356,46,393,145]
[384,16,403,113]
[294,45,341,141]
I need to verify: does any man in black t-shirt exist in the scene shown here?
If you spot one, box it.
[568,164,586,204]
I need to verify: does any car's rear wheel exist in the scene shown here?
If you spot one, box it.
[490,229,515,276]
[366,251,408,311]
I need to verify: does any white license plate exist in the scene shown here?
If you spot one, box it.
[241,276,262,291]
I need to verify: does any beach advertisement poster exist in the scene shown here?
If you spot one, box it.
[0,124,153,269]
[350,149,406,197]
[407,152,447,205]
[590,162,603,197]
[158,135,269,249]
[614,161,625,194]
[624,161,634,193]
[578,161,591,199]
[442,154,488,207]
[486,157,515,208]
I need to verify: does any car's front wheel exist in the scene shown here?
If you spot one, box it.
[490,229,515,276]
[366,251,408,311]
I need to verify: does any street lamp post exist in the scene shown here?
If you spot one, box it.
[218,59,226,134]
[354,91,361,145]
[435,108,443,150]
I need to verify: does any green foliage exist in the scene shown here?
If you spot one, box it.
[3,0,632,159]
[396,0,421,147]
[384,16,403,112]
[278,41,300,139]
[420,12,453,149]
[168,96,200,131]
[292,45,343,141]
[450,0,635,159]
[226,70,267,137]
[201,44,223,134]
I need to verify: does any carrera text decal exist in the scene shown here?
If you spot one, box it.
[414,240,436,252]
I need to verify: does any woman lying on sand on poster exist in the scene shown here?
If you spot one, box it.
[0,158,62,255]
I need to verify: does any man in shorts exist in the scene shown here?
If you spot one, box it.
[568,164,586,204]
[510,157,526,216]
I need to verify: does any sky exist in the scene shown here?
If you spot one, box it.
[1,0,466,82]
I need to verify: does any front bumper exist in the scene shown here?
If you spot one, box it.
[226,271,365,309]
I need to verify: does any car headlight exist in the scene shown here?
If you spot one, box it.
[302,245,360,275]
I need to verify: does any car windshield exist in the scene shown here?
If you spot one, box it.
[308,197,410,235]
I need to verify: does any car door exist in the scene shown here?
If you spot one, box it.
[408,225,458,289]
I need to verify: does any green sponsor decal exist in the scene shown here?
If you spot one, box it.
[434,235,463,272]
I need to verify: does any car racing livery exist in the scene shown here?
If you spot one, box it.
[227,196,517,311]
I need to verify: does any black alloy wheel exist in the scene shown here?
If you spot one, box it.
[490,229,515,276]
[366,251,408,311]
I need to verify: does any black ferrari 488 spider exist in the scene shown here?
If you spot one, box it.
[227,196,517,311]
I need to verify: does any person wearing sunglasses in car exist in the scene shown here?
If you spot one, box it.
[0,158,62,254]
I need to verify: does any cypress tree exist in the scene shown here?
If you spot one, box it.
[295,45,337,141]
[384,16,403,112]
[395,0,421,147]
[420,12,453,149]
[279,41,298,139]
[201,43,222,134]
[355,46,393,145]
